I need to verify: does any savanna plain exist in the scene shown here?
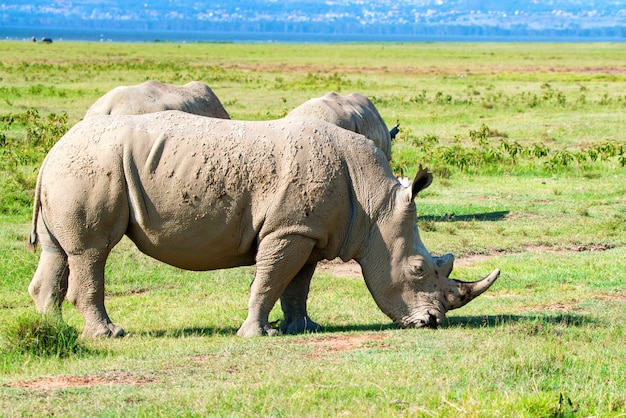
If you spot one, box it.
[0,41,625,417]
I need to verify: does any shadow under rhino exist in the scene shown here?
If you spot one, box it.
[129,313,595,338]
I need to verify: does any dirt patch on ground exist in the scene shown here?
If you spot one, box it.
[521,243,616,256]
[595,291,626,302]
[187,334,390,363]
[298,333,390,358]
[453,254,492,267]
[521,302,576,312]
[232,63,626,76]
[317,259,362,278]
[8,371,156,390]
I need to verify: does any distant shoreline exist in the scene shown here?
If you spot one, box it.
[2,26,625,44]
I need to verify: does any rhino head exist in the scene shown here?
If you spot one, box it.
[357,165,500,329]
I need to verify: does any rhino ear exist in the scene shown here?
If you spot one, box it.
[410,164,433,200]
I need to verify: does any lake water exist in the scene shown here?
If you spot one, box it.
[1,25,622,43]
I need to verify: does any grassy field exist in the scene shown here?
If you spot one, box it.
[0,41,625,417]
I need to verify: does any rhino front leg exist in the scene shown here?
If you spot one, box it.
[280,263,322,334]
[66,250,124,338]
[238,234,316,337]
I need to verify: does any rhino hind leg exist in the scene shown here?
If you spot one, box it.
[280,263,322,335]
[66,250,124,338]
[237,234,317,337]
[29,244,69,318]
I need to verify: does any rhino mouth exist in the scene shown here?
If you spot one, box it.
[412,315,439,329]
[396,310,442,329]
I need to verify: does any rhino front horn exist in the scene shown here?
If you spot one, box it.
[447,269,500,310]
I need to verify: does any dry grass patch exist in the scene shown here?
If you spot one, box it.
[7,371,157,390]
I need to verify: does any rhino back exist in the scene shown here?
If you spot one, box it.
[175,81,230,119]
[42,112,377,271]
[84,81,230,119]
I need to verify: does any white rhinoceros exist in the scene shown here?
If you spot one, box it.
[28,111,499,337]
[286,92,394,161]
[84,80,231,119]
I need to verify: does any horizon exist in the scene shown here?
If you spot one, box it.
[1,0,625,43]
[2,25,625,44]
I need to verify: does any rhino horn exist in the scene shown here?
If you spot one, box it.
[446,269,500,310]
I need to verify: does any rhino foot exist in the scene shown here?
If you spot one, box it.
[237,320,280,337]
[280,315,322,335]
[82,322,125,338]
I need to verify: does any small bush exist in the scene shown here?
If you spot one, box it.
[0,108,69,214]
[1,313,88,358]
[398,123,626,176]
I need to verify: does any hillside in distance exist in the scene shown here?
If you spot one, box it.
[2,0,626,40]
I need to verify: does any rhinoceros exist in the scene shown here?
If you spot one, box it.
[28,111,499,337]
[286,92,394,161]
[84,80,231,119]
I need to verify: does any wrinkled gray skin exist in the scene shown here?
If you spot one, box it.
[84,80,231,119]
[29,111,499,337]
[286,92,393,161]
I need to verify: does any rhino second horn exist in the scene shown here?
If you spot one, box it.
[447,269,500,310]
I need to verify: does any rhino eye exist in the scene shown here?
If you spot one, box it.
[408,265,425,278]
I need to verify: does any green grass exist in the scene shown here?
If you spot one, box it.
[0,41,625,416]
[1,312,88,358]
[1,246,624,416]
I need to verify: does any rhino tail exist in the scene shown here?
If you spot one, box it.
[29,155,48,253]
[28,171,43,252]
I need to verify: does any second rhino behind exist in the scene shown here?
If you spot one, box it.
[84,80,231,119]
[287,92,394,161]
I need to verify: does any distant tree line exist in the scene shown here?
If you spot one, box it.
[7,16,626,40]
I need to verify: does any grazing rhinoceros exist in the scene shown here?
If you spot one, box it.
[286,92,394,161]
[28,111,499,337]
[84,80,230,119]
